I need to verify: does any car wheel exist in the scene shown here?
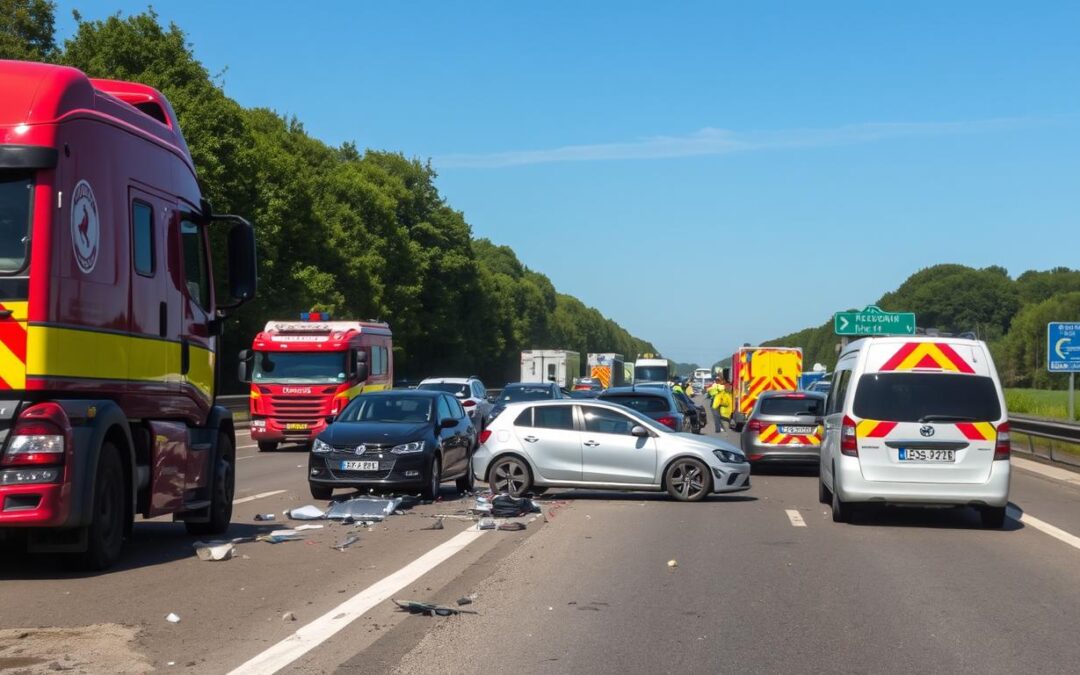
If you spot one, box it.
[831,473,850,523]
[309,484,333,500]
[455,463,475,493]
[665,458,711,502]
[186,433,235,536]
[818,475,831,505]
[71,442,127,570]
[258,441,277,453]
[981,506,1006,529]
[421,456,442,500]
[487,456,532,497]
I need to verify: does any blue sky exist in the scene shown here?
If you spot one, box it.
[57,1,1080,365]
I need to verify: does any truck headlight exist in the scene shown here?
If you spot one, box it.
[713,449,745,464]
[312,438,332,454]
[391,441,425,454]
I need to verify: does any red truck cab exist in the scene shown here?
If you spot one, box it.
[0,60,256,569]
[242,313,393,451]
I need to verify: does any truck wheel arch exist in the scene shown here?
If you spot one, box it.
[64,401,136,530]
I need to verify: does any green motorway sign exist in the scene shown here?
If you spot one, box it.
[834,305,916,336]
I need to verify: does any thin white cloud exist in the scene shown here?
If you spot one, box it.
[434,118,1038,169]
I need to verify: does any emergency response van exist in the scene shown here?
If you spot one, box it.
[634,354,674,383]
[241,314,393,451]
[818,337,1010,528]
[730,346,803,430]
[0,61,257,568]
[586,352,625,389]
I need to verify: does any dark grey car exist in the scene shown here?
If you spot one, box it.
[740,391,826,466]
[599,386,693,433]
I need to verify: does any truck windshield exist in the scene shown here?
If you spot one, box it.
[253,351,346,384]
[634,366,669,382]
[853,373,1001,422]
[0,172,33,274]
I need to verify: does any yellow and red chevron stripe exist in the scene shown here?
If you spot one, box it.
[856,419,897,438]
[740,375,800,413]
[879,342,974,373]
[956,421,995,440]
[0,301,28,390]
[758,423,823,446]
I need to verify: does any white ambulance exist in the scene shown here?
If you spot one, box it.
[819,336,1010,528]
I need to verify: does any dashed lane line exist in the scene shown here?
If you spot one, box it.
[226,527,487,674]
[785,509,807,527]
[1008,506,1080,552]
[233,490,287,505]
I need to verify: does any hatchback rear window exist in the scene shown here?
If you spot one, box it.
[759,397,823,417]
[600,394,669,414]
[853,373,1001,422]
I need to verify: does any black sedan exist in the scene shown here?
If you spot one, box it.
[490,381,564,419]
[308,390,476,500]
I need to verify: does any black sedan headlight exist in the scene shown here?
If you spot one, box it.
[713,448,745,464]
[312,438,332,454]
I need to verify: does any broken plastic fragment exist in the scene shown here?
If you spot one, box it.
[254,513,275,521]
[294,524,324,531]
[287,505,326,520]
[193,541,235,561]
[256,529,306,543]
[326,497,402,521]
[165,613,180,623]
[667,559,678,568]
[393,599,476,616]
[333,534,360,551]
[477,518,496,530]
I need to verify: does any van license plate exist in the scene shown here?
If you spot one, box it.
[340,460,379,471]
[781,426,814,434]
[285,423,309,430]
[898,448,955,462]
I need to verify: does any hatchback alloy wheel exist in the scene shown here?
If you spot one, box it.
[489,457,531,496]
[666,458,710,502]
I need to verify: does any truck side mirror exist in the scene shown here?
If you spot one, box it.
[226,220,257,307]
[237,349,254,383]
[355,362,369,382]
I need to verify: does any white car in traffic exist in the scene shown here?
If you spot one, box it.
[472,399,750,501]
[819,336,1011,527]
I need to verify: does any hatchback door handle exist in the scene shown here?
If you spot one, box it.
[523,436,539,443]
[583,440,600,447]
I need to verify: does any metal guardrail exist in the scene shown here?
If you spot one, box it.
[1010,414,1080,468]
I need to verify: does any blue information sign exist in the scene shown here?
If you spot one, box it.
[1048,322,1080,372]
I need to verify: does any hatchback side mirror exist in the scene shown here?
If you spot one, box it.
[631,425,650,438]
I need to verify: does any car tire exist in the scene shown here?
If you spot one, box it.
[71,442,127,571]
[186,433,235,536]
[455,463,475,493]
[421,456,442,500]
[665,458,711,502]
[981,506,1006,529]
[487,456,532,497]
[257,441,277,453]
[818,475,831,505]
[309,483,333,500]
[831,476,850,523]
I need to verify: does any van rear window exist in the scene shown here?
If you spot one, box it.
[853,373,1001,422]
[759,397,823,417]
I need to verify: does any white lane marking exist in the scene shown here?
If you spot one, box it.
[236,455,261,461]
[785,509,807,527]
[233,490,287,505]
[1012,457,1080,488]
[227,528,486,674]
[236,442,258,450]
[1008,506,1080,552]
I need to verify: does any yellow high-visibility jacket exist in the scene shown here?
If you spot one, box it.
[712,387,733,418]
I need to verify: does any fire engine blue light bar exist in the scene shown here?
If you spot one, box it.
[300,312,331,321]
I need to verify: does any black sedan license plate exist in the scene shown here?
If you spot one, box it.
[340,460,379,471]
[898,448,955,462]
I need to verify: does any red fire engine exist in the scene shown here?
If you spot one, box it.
[241,313,394,451]
[0,61,257,568]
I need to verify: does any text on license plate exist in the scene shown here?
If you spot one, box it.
[780,426,815,434]
[898,448,955,462]
[285,423,309,430]
[340,460,380,471]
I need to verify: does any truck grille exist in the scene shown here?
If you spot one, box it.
[263,396,326,421]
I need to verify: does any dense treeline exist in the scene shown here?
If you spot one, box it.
[764,265,1080,389]
[0,4,655,387]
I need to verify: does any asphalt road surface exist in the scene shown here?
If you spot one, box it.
[3,401,1080,674]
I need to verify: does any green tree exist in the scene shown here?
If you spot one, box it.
[998,292,1080,388]
[0,0,57,61]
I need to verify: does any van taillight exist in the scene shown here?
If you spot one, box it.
[840,415,858,457]
[2,402,69,467]
[994,422,1010,461]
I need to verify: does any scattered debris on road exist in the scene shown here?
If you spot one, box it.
[193,541,235,561]
[282,612,297,622]
[286,505,326,520]
[393,599,477,617]
[425,517,445,530]
[254,513,276,521]
[333,534,361,551]
[456,594,477,606]
[256,529,307,544]
[667,559,678,569]
[165,613,181,624]
[294,524,324,531]
[326,496,403,522]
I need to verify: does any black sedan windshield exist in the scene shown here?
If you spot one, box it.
[340,396,433,424]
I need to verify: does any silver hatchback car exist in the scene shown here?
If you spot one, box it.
[473,399,750,501]
[740,391,826,466]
